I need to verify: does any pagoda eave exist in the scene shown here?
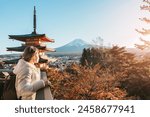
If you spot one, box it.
[9,34,54,43]
[7,45,50,52]
[40,37,55,43]
[7,46,25,52]
[9,33,45,42]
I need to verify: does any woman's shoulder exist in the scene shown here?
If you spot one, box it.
[15,59,40,74]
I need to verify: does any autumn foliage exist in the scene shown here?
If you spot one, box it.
[47,46,150,100]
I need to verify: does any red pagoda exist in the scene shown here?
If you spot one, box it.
[4,6,55,65]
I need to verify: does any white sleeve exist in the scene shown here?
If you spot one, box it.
[18,68,45,96]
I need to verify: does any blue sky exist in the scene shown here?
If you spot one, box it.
[0,0,146,54]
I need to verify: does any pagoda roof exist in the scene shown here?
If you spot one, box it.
[7,46,26,52]
[7,45,48,52]
[9,33,54,42]
[7,45,55,52]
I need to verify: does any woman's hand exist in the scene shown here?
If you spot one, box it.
[44,80,52,87]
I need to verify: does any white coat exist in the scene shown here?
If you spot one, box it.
[13,59,45,100]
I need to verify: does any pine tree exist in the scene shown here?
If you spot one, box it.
[80,48,87,66]
[135,0,150,50]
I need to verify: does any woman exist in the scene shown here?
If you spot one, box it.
[13,46,50,100]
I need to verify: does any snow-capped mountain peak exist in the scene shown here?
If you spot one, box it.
[66,39,88,47]
[55,39,91,52]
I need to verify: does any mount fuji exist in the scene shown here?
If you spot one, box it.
[55,39,91,53]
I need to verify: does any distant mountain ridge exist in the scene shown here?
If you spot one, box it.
[55,39,91,53]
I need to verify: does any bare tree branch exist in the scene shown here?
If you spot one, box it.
[135,44,146,50]
[135,37,150,50]
[140,5,150,11]
[140,37,150,45]
[135,28,150,35]
[139,17,150,23]
[143,0,150,5]
[136,0,150,50]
